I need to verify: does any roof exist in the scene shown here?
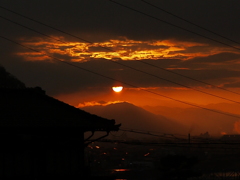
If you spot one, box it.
[0,87,120,134]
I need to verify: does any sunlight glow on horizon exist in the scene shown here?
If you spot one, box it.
[77,100,127,108]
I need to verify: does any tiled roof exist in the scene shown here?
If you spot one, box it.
[0,87,120,134]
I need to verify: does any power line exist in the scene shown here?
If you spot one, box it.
[139,60,240,96]
[0,6,239,112]
[1,11,240,104]
[109,0,240,52]
[99,139,240,149]
[1,34,240,120]
[1,5,240,142]
[120,128,182,140]
[134,0,240,95]
[0,15,67,44]
[108,0,240,95]
[0,5,92,44]
[121,127,181,136]
[0,5,239,97]
[141,0,240,46]
[0,15,88,53]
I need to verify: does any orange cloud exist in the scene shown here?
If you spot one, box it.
[16,52,51,61]
[149,39,205,47]
[77,100,127,108]
[221,132,227,135]
[166,68,189,70]
[16,36,235,62]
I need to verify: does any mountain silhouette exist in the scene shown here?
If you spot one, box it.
[143,105,239,136]
[81,102,188,135]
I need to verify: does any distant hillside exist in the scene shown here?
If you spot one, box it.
[81,102,188,135]
[142,105,239,136]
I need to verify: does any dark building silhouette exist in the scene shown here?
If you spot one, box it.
[0,87,120,179]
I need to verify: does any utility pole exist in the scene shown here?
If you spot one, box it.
[188,133,191,144]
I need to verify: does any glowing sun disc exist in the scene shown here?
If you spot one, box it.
[112,86,123,92]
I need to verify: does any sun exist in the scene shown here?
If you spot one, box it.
[112,86,123,92]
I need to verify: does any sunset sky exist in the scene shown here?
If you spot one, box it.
[1,0,240,128]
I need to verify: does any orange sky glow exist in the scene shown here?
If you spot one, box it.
[15,36,240,115]
[2,0,240,136]
[12,36,240,133]
[55,86,240,111]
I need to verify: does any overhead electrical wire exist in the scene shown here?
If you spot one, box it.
[141,0,240,46]
[99,139,240,148]
[108,0,240,98]
[104,128,195,142]
[136,0,240,95]
[109,0,240,52]
[1,5,240,142]
[119,128,182,140]
[108,0,240,96]
[0,15,67,44]
[1,5,240,120]
[138,60,240,96]
[121,127,181,136]
[0,5,92,43]
[0,5,239,97]
[1,11,240,105]
[1,34,240,121]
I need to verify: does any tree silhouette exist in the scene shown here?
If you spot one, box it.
[0,66,26,88]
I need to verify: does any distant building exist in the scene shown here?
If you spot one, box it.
[199,132,210,138]
[221,134,240,142]
[0,87,120,179]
